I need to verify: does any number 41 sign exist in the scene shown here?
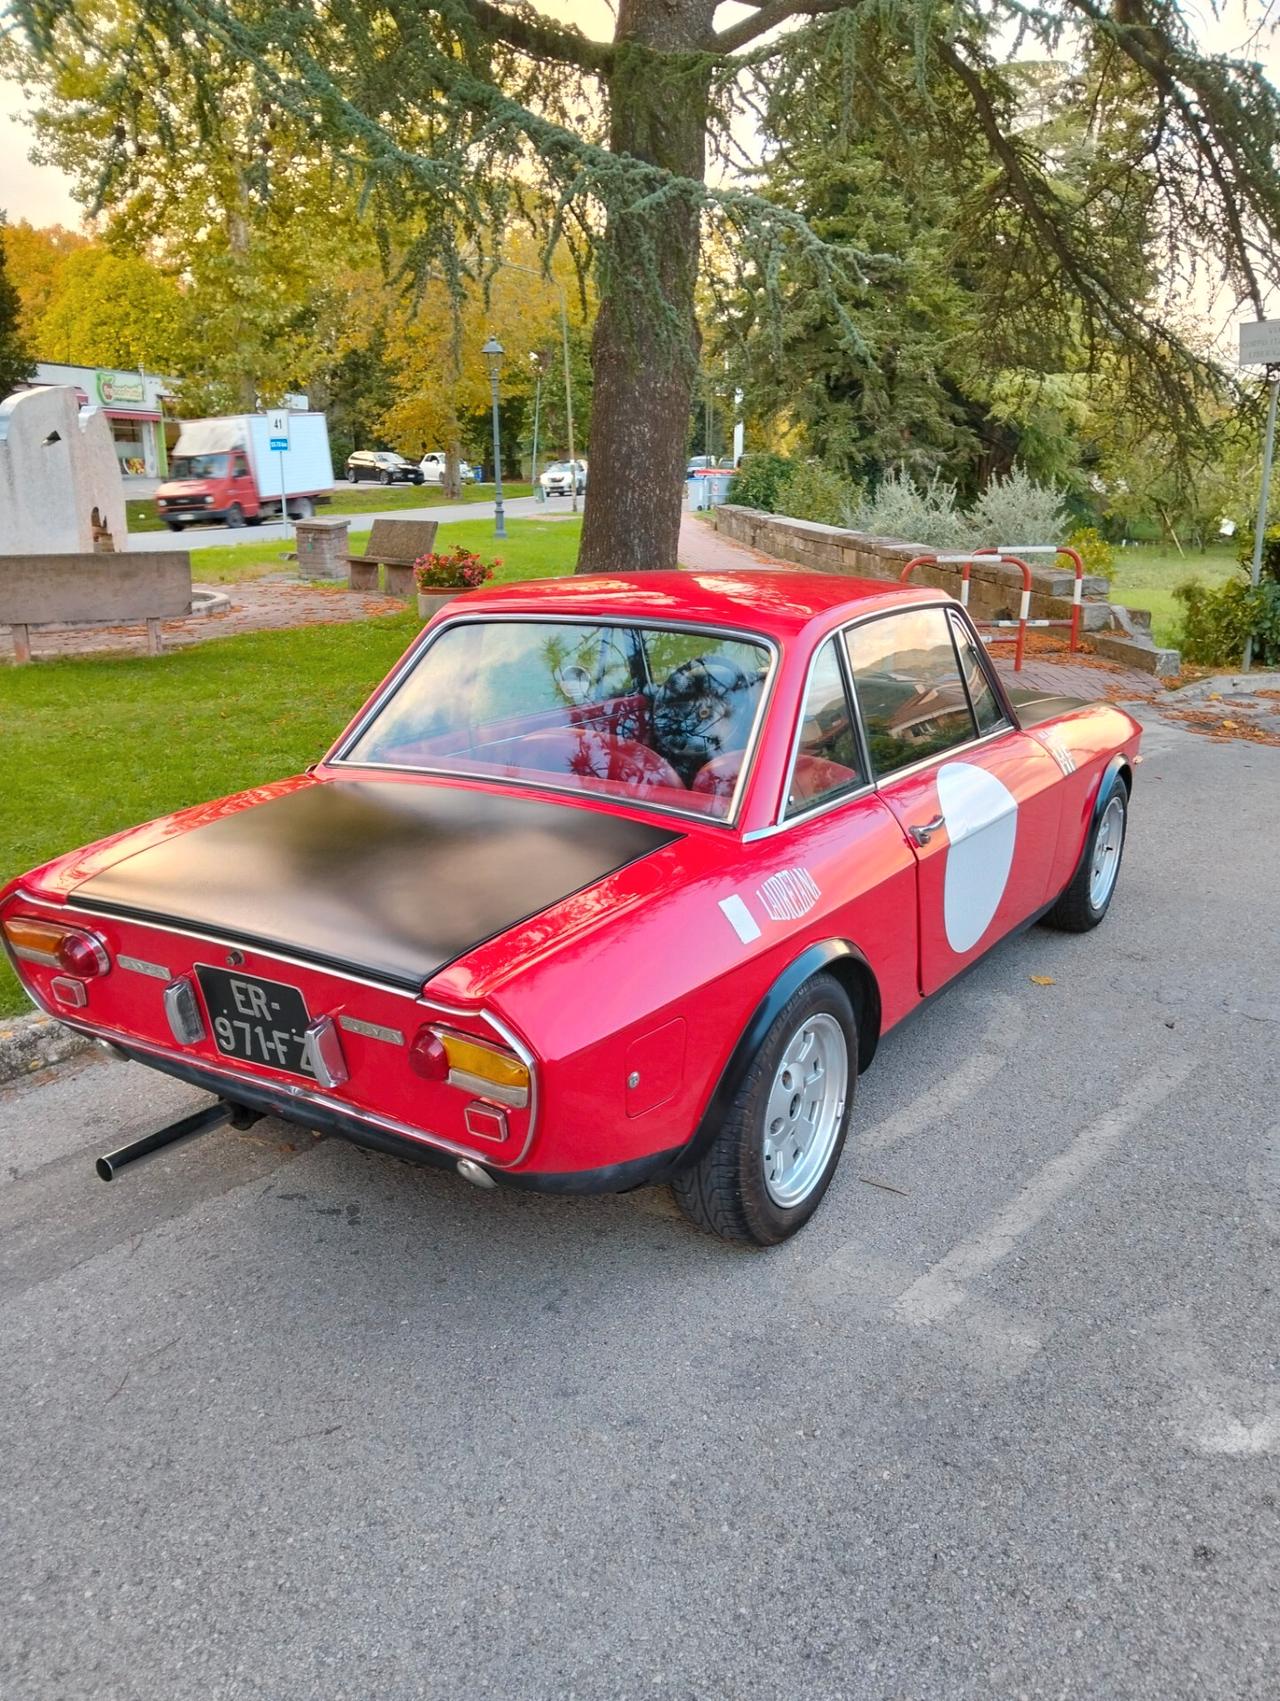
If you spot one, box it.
[266,409,291,453]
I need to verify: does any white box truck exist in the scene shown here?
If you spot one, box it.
[154,412,334,531]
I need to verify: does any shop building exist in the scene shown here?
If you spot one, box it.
[26,363,177,481]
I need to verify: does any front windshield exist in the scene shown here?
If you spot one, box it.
[341,619,775,821]
[171,454,229,479]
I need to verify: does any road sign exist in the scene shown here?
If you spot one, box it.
[1239,319,1280,366]
[266,409,290,452]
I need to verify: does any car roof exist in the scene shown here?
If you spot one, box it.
[451,568,947,641]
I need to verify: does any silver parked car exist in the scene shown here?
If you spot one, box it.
[540,459,587,496]
[418,451,480,485]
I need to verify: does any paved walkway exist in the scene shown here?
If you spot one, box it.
[679,512,1159,700]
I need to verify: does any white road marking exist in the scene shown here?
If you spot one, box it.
[718,894,761,944]
[861,993,1024,1155]
[894,1058,1196,1328]
[862,1048,1009,1154]
[1154,1310,1280,1457]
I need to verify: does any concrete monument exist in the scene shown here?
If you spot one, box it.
[0,386,128,553]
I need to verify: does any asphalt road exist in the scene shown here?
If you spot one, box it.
[2,710,1278,1700]
[126,493,571,552]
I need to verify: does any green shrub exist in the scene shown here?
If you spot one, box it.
[780,460,855,526]
[727,452,792,513]
[1065,524,1114,579]
[1174,574,1280,666]
[1234,524,1280,583]
[851,469,971,548]
[967,465,1069,548]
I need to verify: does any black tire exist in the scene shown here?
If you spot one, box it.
[380,470,392,485]
[347,467,358,483]
[165,520,185,532]
[226,504,245,529]
[1042,774,1129,933]
[672,973,856,1246]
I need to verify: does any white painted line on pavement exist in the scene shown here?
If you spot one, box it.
[861,993,1024,1155]
[894,1057,1197,1328]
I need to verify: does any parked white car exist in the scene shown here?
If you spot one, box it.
[419,451,480,485]
[540,459,587,496]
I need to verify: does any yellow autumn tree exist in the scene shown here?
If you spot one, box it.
[376,241,593,491]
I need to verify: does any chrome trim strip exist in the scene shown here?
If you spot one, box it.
[742,779,879,842]
[446,1066,528,1109]
[325,610,781,832]
[5,889,539,1165]
[48,1015,537,1170]
[57,899,426,1000]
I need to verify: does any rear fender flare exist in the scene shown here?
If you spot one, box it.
[663,940,879,1181]
[1093,753,1133,822]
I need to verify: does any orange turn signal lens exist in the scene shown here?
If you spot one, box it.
[409,1024,530,1108]
[2,915,111,978]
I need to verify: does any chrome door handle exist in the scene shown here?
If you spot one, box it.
[908,814,945,846]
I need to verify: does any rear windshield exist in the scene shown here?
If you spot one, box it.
[341,619,774,821]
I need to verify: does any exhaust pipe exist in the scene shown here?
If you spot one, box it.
[95,1100,259,1182]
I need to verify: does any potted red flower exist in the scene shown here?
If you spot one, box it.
[413,546,499,620]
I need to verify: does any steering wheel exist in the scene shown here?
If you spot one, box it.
[651,655,758,782]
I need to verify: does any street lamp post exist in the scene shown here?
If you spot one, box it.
[530,351,545,495]
[488,259,578,514]
[482,335,506,540]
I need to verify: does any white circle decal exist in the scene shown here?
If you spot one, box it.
[936,762,1018,953]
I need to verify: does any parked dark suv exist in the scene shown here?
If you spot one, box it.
[345,451,425,486]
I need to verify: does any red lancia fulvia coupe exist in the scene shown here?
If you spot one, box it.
[1,571,1140,1243]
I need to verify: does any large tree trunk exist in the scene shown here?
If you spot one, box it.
[576,0,713,573]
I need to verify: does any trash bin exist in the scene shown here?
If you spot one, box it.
[707,471,733,506]
[687,474,709,511]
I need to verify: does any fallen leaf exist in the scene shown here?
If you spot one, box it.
[1029,974,1056,986]
[1221,719,1237,729]
[1208,692,1222,701]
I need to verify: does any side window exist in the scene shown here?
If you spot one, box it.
[785,638,865,816]
[845,608,977,779]
[949,612,1004,733]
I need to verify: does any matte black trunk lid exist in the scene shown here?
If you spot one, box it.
[68,779,680,990]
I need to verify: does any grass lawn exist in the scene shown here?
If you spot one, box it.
[0,513,582,1019]
[126,483,532,534]
[1106,541,1240,648]
[190,514,581,585]
[0,614,420,1018]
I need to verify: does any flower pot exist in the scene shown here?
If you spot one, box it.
[417,587,466,621]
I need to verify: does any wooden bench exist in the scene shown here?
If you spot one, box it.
[347,518,439,597]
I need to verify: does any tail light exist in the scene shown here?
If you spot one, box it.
[409,1024,530,1109]
[2,915,111,978]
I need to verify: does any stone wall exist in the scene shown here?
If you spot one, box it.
[713,505,1179,676]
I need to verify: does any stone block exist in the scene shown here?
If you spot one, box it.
[294,517,350,580]
[1091,629,1180,677]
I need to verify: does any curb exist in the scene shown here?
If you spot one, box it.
[0,1010,93,1085]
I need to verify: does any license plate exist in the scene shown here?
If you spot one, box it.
[196,965,313,1077]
